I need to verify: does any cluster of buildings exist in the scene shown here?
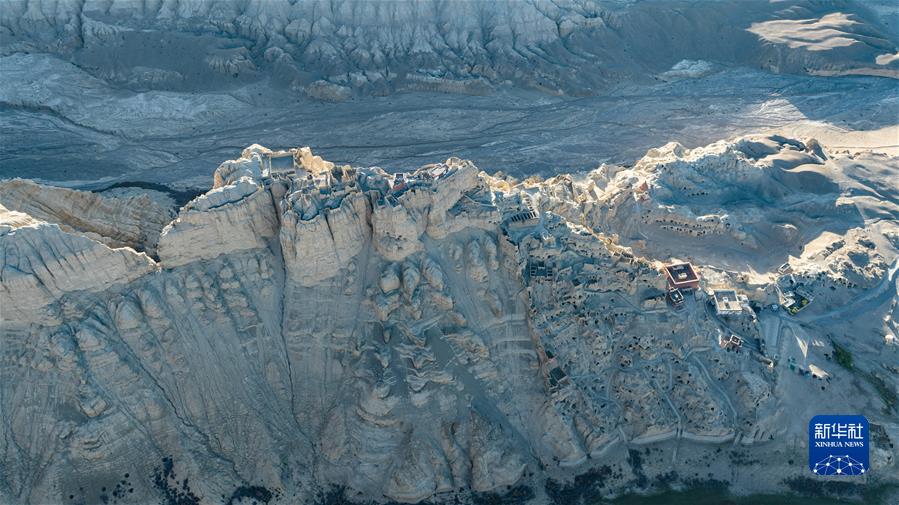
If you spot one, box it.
[660,261,763,353]
[483,182,765,434]
[662,262,699,310]
[261,147,462,221]
[662,261,754,316]
[775,273,814,315]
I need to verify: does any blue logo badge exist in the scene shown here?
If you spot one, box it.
[809,415,869,476]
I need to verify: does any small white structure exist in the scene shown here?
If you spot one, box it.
[719,333,743,351]
[712,289,744,316]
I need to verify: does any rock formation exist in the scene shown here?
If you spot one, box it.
[2,0,895,97]
[0,179,173,255]
[1,140,897,505]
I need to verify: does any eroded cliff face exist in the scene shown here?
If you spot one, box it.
[2,141,898,505]
[2,0,896,97]
[0,179,173,255]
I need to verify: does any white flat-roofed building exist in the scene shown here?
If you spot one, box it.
[712,289,744,316]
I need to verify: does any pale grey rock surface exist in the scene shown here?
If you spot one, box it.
[157,177,279,268]
[3,0,895,94]
[1,0,897,185]
[0,204,157,324]
[0,179,173,255]
[2,2,898,503]
[1,140,898,505]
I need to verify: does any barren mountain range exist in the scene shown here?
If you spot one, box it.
[1,1,898,504]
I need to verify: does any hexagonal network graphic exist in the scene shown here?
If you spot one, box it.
[812,455,866,476]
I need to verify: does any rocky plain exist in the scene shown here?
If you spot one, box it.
[1,1,899,505]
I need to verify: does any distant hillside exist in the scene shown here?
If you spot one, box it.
[1,0,896,98]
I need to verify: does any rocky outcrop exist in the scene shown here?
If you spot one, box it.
[371,197,424,262]
[0,179,173,255]
[426,159,481,232]
[2,140,897,505]
[280,192,371,286]
[212,150,265,189]
[467,412,527,493]
[157,177,278,267]
[531,135,852,264]
[0,204,156,324]
[2,0,894,97]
